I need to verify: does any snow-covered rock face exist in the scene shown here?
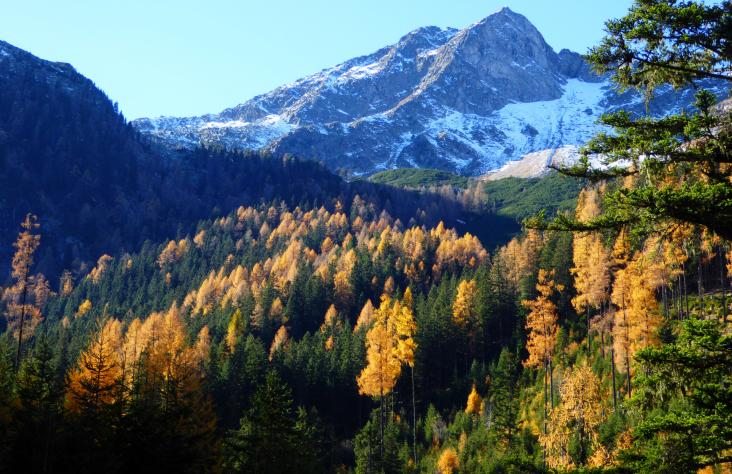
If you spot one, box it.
[132,8,729,176]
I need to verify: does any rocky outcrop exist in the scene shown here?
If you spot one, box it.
[132,8,729,176]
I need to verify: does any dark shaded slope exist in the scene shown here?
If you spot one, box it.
[0,40,521,280]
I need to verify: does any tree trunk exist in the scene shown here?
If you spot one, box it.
[586,306,591,358]
[676,277,683,319]
[411,366,417,464]
[543,360,549,423]
[543,360,548,470]
[611,347,617,412]
[14,268,29,371]
[698,257,705,318]
[600,328,605,359]
[720,250,727,319]
[549,359,554,409]
[379,386,384,459]
[626,352,632,398]
[683,264,690,318]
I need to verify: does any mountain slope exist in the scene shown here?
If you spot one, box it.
[133,8,728,176]
[0,39,522,278]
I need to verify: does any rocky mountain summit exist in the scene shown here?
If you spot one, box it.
[132,8,727,176]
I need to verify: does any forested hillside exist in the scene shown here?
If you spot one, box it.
[1,1,731,473]
[0,40,509,280]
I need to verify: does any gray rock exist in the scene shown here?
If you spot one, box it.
[132,8,730,176]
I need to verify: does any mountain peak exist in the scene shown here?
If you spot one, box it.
[131,11,717,176]
[494,6,520,17]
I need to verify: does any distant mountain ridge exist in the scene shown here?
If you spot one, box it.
[132,7,728,176]
[0,37,517,277]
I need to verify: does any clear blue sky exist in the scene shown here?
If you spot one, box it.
[1,0,635,119]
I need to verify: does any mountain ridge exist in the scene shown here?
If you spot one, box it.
[132,8,726,176]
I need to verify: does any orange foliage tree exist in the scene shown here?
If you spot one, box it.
[3,214,42,368]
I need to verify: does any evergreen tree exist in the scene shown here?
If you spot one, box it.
[3,336,63,473]
[528,0,732,238]
[490,348,520,447]
[354,410,403,474]
[224,371,321,474]
[624,318,732,473]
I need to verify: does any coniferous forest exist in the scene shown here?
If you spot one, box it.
[1,1,732,473]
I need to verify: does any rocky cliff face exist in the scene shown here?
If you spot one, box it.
[132,8,729,176]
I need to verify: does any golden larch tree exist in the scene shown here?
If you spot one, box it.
[67,318,124,414]
[437,447,459,474]
[465,384,482,415]
[4,214,42,368]
[320,304,340,334]
[59,270,74,296]
[354,299,375,332]
[541,365,606,470]
[523,268,563,449]
[390,293,419,462]
[356,315,401,399]
[452,279,478,329]
[269,325,289,361]
[523,270,563,369]
[571,188,611,354]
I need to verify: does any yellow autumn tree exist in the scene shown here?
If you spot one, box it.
[144,304,200,395]
[356,314,401,399]
[389,293,419,461]
[437,447,460,474]
[452,279,478,329]
[334,249,356,311]
[452,278,481,353]
[391,298,416,368]
[67,318,124,414]
[4,214,42,367]
[523,269,563,443]
[626,257,661,356]
[354,299,375,332]
[321,304,340,333]
[611,247,661,393]
[60,270,74,296]
[542,365,606,470]
[88,254,113,284]
[226,308,245,352]
[76,299,92,318]
[571,189,601,313]
[523,270,562,369]
[611,230,634,396]
[465,384,482,415]
[193,326,211,370]
[495,230,543,292]
[269,325,289,361]
[571,188,611,354]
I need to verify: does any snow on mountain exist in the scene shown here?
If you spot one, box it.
[132,8,729,176]
[484,146,582,180]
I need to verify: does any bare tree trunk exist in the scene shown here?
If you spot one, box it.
[626,352,632,398]
[379,387,384,459]
[600,327,605,359]
[611,347,617,411]
[683,264,690,318]
[549,359,554,409]
[14,268,29,371]
[411,366,417,464]
[698,257,705,318]
[676,277,682,319]
[720,250,727,320]
[543,360,548,470]
[587,306,591,358]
